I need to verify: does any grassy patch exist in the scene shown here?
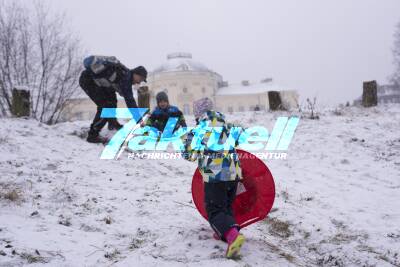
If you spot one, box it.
[264,217,293,238]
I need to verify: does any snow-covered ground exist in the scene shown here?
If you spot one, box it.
[0,105,399,266]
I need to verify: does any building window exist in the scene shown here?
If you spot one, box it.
[183,104,190,115]
[238,106,244,112]
[183,87,188,93]
[228,106,233,113]
[201,87,206,94]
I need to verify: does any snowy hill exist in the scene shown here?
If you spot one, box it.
[0,105,399,266]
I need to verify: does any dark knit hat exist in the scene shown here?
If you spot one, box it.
[131,66,147,82]
[156,91,169,103]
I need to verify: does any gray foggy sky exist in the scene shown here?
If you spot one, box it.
[45,0,399,105]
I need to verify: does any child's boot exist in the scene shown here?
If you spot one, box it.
[224,227,245,259]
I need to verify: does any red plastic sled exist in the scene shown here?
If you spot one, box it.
[191,149,275,228]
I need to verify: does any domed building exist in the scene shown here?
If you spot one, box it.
[148,52,298,114]
[147,52,222,115]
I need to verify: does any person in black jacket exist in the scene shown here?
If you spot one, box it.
[79,56,147,143]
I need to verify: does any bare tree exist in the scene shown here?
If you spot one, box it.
[0,0,83,124]
[306,97,319,119]
[392,20,400,88]
[0,2,32,116]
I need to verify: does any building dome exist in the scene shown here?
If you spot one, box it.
[152,52,211,73]
[147,52,224,115]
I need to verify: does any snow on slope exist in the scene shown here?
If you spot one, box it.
[0,105,399,266]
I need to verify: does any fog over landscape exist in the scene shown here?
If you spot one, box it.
[41,0,400,105]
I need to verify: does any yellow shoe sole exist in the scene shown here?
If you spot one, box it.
[226,234,245,259]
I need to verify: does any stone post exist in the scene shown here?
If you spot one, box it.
[138,86,150,109]
[362,80,378,107]
[268,91,282,111]
[11,88,30,117]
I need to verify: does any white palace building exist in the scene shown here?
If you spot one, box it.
[61,52,299,121]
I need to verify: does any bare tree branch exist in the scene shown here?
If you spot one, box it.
[0,0,83,123]
[392,20,400,87]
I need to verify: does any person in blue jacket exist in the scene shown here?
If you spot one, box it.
[143,91,187,133]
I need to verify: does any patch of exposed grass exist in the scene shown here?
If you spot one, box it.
[264,217,293,238]
[3,189,20,201]
[129,238,145,250]
[104,248,120,261]
[20,252,47,264]
[279,251,295,263]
